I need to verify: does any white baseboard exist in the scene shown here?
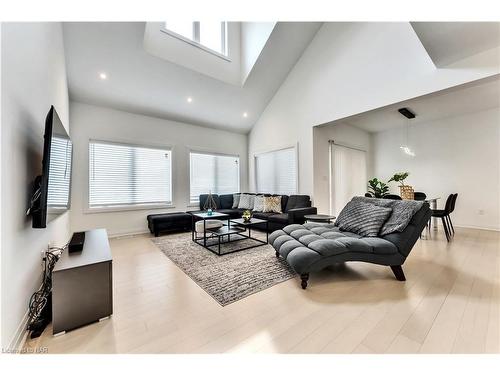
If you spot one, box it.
[455,224,500,232]
[6,309,29,354]
[108,229,151,239]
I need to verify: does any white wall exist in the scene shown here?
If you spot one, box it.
[372,107,500,231]
[1,23,70,349]
[69,102,248,237]
[240,22,275,84]
[248,22,499,199]
[312,122,372,214]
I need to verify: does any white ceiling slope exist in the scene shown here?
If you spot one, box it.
[144,22,275,86]
[344,75,500,133]
[411,22,500,67]
[143,22,243,86]
[63,22,321,133]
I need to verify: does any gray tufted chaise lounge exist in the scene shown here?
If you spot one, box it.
[270,200,431,289]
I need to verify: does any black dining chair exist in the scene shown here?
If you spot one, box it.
[414,192,427,201]
[384,194,402,200]
[431,194,454,242]
[446,193,458,236]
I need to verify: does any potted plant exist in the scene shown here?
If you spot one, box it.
[388,172,414,200]
[367,178,390,198]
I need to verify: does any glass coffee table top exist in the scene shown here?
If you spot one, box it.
[192,211,229,219]
[230,218,267,226]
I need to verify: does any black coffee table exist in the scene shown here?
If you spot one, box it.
[191,212,268,256]
[231,218,269,245]
[304,214,336,223]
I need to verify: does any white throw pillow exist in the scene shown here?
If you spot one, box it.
[253,195,266,212]
[195,219,224,234]
[232,193,240,209]
[238,194,254,210]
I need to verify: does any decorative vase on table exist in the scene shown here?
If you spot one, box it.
[400,185,415,200]
[242,210,251,222]
[389,172,414,200]
[203,190,218,216]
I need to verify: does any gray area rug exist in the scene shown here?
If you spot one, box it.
[152,232,296,306]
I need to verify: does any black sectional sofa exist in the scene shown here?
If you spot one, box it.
[194,193,317,232]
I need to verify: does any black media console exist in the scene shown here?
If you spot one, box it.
[52,228,113,335]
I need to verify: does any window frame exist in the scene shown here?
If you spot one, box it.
[161,21,230,61]
[86,139,174,213]
[188,149,241,206]
[254,144,299,195]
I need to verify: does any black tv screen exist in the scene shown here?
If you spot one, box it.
[32,106,73,228]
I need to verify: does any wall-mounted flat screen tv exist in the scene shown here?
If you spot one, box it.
[32,106,73,228]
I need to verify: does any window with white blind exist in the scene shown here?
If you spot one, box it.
[255,147,297,195]
[89,141,172,208]
[189,152,240,203]
[47,136,73,209]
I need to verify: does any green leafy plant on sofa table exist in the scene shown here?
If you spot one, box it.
[367,178,390,198]
[388,172,410,186]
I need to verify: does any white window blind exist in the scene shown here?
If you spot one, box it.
[47,136,72,208]
[189,152,239,203]
[255,147,297,195]
[89,141,172,208]
[330,143,367,215]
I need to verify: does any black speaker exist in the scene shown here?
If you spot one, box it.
[68,231,85,253]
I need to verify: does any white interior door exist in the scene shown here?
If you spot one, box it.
[330,143,367,215]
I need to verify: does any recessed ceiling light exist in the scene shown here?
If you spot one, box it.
[99,72,107,80]
[187,97,193,103]
[243,112,248,118]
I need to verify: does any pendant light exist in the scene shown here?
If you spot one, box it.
[398,107,416,157]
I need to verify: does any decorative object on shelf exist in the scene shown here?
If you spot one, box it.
[398,107,416,157]
[367,178,390,198]
[389,172,414,200]
[203,190,218,215]
[242,210,252,222]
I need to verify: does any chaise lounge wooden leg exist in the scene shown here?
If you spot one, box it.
[300,273,309,289]
[390,265,406,281]
[275,250,280,258]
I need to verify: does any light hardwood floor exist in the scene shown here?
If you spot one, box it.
[25,226,500,354]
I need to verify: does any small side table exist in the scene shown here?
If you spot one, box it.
[304,214,336,223]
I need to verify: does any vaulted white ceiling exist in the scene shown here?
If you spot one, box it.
[63,22,322,133]
[411,22,500,67]
[63,22,500,134]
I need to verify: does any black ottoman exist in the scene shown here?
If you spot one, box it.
[147,212,192,237]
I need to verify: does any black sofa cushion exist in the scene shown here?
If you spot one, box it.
[279,195,289,212]
[285,195,311,212]
[199,194,221,210]
[267,213,290,224]
[253,212,279,220]
[218,194,233,209]
[216,208,242,219]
